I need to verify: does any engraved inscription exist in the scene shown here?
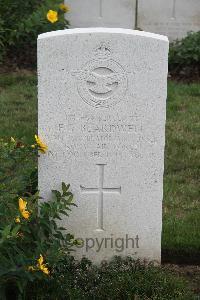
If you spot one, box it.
[45,111,148,162]
[56,112,144,160]
[80,164,121,231]
[73,44,128,108]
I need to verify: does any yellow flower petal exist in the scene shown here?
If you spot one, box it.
[19,198,30,219]
[38,254,44,266]
[59,3,70,13]
[15,217,21,223]
[19,198,27,211]
[21,210,30,219]
[37,255,50,275]
[35,135,48,154]
[41,265,50,275]
[47,10,58,23]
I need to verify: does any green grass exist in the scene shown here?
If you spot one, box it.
[0,72,37,143]
[0,73,199,263]
[162,81,200,263]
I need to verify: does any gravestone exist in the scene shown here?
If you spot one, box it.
[65,0,200,41]
[66,0,136,29]
[38,28,169,263]
[138,0,200,41]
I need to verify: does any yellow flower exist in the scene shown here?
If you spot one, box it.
[15,217,21,223]
[38,254,44,266]
[28,255,49,275]
[19,198,30,220]
[37,255,50,275]
[19,198,27,212]
[21,210,30,219]
[35,135,48,154]
[47,10,58,23]
[40,264,50,275]
[59,3,70,13]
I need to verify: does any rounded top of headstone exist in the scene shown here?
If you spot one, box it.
[38,28,169,43]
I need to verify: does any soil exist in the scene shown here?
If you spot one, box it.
[162,249,200,266]
[164,264,200,296]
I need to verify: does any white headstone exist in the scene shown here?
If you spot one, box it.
[38,28,169,263]
[138,0,200,41]
[65,0,200,41]
[66,0,136,29]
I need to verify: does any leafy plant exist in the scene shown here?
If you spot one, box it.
[0,138,77,299]
[25,256,194,299]
[169,31,200,80]
[0,0,69,68]
[0,138,37,225]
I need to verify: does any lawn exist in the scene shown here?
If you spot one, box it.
[0,72,37,144]
[163,82,200,264]
[0,72,200,263]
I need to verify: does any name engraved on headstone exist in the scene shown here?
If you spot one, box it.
[55,112,143,160]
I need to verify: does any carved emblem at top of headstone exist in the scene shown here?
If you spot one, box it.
[73,43,127,108]
[94,43,111,60]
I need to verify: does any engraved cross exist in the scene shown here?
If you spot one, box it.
[80,164,121,231]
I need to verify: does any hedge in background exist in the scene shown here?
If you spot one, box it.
[0,0,69,68]
[169,31,200,80]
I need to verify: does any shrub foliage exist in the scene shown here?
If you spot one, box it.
[169,31,200,80]
[0,138,77,299]
[0,0,69,68]
[27,256,193,300]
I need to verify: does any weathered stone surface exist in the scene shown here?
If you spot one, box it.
[65,0,200,41]
[66,0,136,29]
[38,28,169,263]
[138,0,200,41]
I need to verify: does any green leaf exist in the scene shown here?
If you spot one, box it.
[1,224,12,238]
[67,195,74,203]
[60,210,69,217]
[52,190,62,200]
[11,224,21,236]
[62,182,69,194]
